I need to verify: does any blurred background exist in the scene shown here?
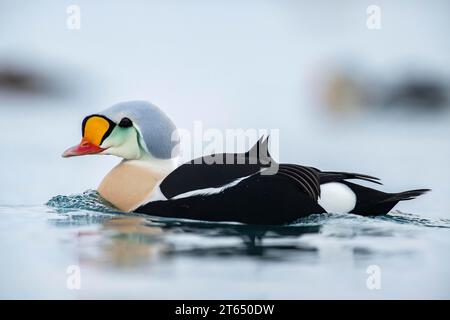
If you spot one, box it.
[1,0,449,216]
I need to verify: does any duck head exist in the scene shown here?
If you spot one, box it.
[62,100,179,161]
[62,100,180,212]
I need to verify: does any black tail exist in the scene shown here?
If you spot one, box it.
[382,189,431,203]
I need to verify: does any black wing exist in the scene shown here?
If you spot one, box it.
[160,137,273,198]
[258,164,383,200]
[160,136,380,201]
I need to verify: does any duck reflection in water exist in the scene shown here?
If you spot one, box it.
[47,209,321,267]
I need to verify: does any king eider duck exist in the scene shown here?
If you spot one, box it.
[62,100,429,225]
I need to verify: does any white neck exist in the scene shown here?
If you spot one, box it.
[123,156,178,177]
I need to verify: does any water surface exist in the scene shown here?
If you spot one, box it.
[1,191,449,299]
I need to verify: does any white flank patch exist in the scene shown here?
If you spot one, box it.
[318,182,357,213]
[172,175,253,200]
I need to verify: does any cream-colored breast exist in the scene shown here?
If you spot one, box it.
[98,160,167,212]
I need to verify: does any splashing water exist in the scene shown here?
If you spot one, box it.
[46,189,117,213]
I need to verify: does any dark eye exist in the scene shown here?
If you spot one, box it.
[118,117,133,128]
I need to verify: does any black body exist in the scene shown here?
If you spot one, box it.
[135,138,429,225]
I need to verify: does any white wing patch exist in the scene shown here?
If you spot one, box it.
[318,182,356,213]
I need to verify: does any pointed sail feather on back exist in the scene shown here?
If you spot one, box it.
[159,136,275,199]
[245,135,272,164]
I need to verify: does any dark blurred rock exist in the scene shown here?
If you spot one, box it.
[317,63,450,115]
[386,78,449,110]
[0,65,63,97]
[0,55,87,101]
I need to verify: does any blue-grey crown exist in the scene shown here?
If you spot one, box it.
[100,100,179,159]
